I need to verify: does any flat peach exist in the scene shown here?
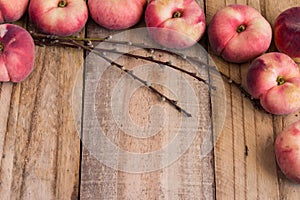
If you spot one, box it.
[0,0,29,23]
[29,0,88,36]
[247,52,300,115]
[88,0,146,30]
[145,0,206,49]
[0,24,35,83]
[274,7,300,63]
[275,120,300,183]
[208,4,272,63]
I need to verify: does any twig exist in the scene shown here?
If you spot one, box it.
[93,47,215,90]
[31,32,215,89]
[71,39,193,117]
[31,32,264,113]
[96,52,193,117]
[32,32,193,117]
[220,73,263,110]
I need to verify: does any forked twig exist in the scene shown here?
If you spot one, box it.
[32,32,194,117]
[31,31,263,115]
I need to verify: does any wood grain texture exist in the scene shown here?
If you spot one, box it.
[0,0,299,199]
[0,25,84,199]
[80,3,219,196]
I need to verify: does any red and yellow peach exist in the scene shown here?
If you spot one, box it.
[29,0,88,36]
[246,52,300,115]
[208,4,272,63]
[0,0,29,23]
[275,120,300,183]
[145,0,206,49]
[274,7,300,63]
[0,24,35,83]
[88,0,147,30]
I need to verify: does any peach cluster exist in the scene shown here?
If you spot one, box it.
[204,5,300,116]
[0,1,299,117]
[271,7,300,185]
[29,0,147,36]
[243,6,300,116]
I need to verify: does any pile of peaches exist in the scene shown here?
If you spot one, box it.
[0,0,300,184]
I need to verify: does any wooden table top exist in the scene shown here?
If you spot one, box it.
[0,0,300,199]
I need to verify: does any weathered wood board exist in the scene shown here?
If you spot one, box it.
[0,0,299,199]
[79,12,225,198]
[0,21,84,199]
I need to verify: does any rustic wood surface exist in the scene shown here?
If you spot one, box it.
[0,0,299,199]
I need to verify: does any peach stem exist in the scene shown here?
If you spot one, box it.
[0,43,4,52]
[173,11,183,18]
[236,24,246,33]
[277,76,285,85]
[58,0,67,8]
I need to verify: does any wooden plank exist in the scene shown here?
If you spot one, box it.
[0,25,84,199]
[80,0,221,198]
[80,20,120,200]
[206,1,236,199]
[0,0,299,199]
